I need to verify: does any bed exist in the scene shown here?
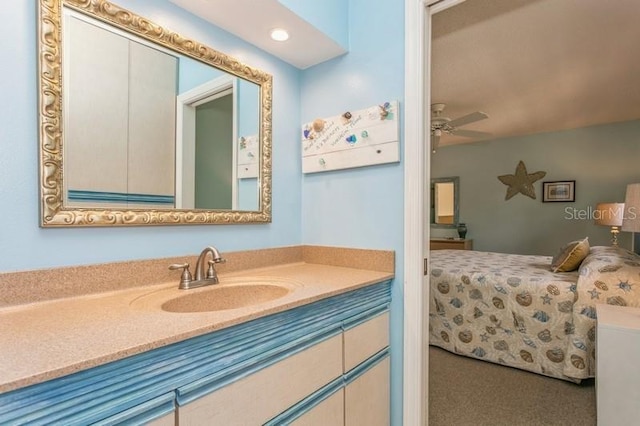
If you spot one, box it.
[429,245,640,382]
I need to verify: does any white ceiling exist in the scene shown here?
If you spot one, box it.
[166,0,640,140]
[168,0,346,69]
[431,0,640,146]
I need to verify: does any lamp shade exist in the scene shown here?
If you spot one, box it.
[622,183,640,232]
[594,203,624,226]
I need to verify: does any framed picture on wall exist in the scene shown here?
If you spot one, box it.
[542,180,575,202]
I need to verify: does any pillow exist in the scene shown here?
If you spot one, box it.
[551,237,590,272]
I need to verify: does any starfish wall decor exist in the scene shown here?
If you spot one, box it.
[498,161,546,200]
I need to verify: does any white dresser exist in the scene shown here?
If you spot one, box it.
[596,304,640,425]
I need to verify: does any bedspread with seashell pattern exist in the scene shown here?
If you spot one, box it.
[429,250,585,380]
[570,246,640,377]
[429,247,639,382]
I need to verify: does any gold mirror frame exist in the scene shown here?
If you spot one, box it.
[38,0,272,227]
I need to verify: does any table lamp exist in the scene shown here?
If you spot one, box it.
[622,183,640,252]
[595,202,624,246]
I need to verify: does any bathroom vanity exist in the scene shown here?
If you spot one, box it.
[0,247,393,425]
[17,1,397,423]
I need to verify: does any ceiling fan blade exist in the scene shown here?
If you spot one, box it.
[452,129,492,138]
[447,111,488,128]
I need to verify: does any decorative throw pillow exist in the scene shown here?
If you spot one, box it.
[551,237,590,272]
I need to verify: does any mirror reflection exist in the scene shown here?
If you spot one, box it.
[431,177,459,227]
[63,10,259,212]
[38,0,273,226]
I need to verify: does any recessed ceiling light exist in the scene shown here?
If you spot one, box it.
[270,28,289,42]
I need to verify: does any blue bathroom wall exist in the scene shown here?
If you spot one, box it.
[177,55,225,94]
[0,0,302,272]
[299,0,405,423]
[277,0,349,50]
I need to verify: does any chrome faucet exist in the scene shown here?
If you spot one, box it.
[194,246,225,282]
[169,246,226,290]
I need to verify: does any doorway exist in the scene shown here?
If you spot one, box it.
[175,75,239,210]
[404,0,475,423]
[194,93,234,209]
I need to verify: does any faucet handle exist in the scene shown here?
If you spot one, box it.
[206,259,222,282]
[169,263,193,288]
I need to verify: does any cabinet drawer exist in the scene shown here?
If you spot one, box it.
[290,388,344,426]
[178,333,343,425]
[345,356,390,426]
[343,312,389,372]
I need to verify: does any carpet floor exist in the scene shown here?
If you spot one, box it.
[428,346,596,426]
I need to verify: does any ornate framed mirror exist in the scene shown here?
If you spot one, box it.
[38,0,272,226]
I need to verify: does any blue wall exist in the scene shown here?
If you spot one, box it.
[0,0,302,272]
[299,0,405,423]
[431,120,640,256]
[1,1,406,423]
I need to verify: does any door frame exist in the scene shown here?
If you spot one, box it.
[403,0,466,423]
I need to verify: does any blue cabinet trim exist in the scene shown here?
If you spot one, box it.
[0,281,391,425]
[92,392,176,426]
[263,376,345,426]
[344,348,389,385]
[263,349,391,425]
[175,326,343,404]
[343,305,389,330]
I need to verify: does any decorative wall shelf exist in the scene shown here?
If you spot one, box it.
[302,101,400,173]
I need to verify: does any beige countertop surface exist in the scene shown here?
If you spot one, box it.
[0,262,393,394]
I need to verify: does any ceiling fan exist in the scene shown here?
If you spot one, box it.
[430,103,490,152]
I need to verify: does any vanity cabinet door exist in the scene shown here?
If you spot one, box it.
[343,312,389,372]
[289,388,344,426]
[344,357,390,426]
[343,312,390,426]
[177,334,343,425]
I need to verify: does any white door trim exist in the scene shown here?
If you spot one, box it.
[403,0,466,424]
[403,0,428,424]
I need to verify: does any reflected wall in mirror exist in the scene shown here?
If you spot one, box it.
[38,0,272,226]
[431,177,459,228]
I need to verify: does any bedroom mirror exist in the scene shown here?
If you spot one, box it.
[431,177,459,228]
[38,0,272,227]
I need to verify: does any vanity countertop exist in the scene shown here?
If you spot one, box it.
[0,261,393,394]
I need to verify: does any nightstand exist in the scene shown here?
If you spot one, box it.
[429,238,473,250]
[596,304,640,425]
